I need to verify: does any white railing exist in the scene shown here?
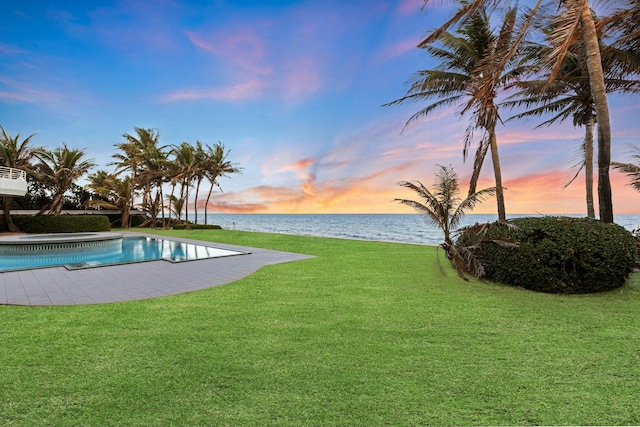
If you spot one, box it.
[0,166,27,181]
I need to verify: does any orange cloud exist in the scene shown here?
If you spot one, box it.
[279,157,315,174]
[201,201,268,213]
[198,160,418,214]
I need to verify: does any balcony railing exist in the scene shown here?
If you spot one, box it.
[0,166,27,181]
[0,166,28,197]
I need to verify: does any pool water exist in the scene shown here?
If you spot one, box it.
[0,236,248,272]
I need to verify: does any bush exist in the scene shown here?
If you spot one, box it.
[457,216,637,294]
[100,213,148,228]
[172,223,222,230]
[3,214,111,233]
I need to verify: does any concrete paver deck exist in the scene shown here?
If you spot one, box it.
[0,232,315,306]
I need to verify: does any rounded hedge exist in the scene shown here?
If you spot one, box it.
[456,216,637,294]
[3,214,111,233]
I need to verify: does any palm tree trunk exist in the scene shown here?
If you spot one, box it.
[182,178,190,229]
[159,185,165,228]
[580,5,613,223]
[468,139,489,196]
[194,178,201,225]
[52,193,65,215]
[121,206,130,229]
[204,183,215,226]
[584,116,595,219]
[2,196,19,232]
[488,123,506,221]
[204,194,208,225]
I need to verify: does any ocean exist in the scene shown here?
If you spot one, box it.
[188,213,640,246]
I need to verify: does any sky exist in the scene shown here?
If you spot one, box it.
[1,0,639,215]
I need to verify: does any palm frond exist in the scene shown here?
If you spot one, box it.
[395,180,445,230]
[450,186,497,229]
[612,161,640,192]
[545,1,583,83]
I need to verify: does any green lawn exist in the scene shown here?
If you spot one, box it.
[1,228,640,426]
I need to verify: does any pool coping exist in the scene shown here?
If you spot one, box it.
[0,231,316,306]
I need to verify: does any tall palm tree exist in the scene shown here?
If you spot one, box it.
[504,19,640,218]
[395,164,496,278]
[32,143,96,215]
[166,194,186,223]
[171,142,196,227]
[111,128,159,227]
[86,170,133,228]
[203,142,243,224]
[137,140,170,227]
[0,126,38,231]
[419,0,614,222]
[386,6,529,220]
[192,141,207,225]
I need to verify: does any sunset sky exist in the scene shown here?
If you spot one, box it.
[1,0,639,215]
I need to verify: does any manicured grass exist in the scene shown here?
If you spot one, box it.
[1,228,640,426]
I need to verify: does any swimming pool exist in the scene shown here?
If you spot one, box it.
[0,235,248,272]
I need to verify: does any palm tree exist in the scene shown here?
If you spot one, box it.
[386,6,529,220]
[395,164,496,278]
[419,0,614,222]
[86,170,133,227]
[504,19,640,218]
[0,126,38,231]
[203,142,243,224]
[111,128,159,227]
[192,141,207,225]
[171,142,196,227]
[166,194,186,223]
[137,140,170,228]
[32,144,96,215]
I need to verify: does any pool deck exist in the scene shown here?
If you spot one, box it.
[0,231,315,306]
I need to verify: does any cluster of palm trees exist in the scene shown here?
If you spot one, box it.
[0,126,97,231]
[388,0,640,223]
[88,127,242,228]
[0,125,242,232]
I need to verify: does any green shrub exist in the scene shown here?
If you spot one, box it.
[130,214,147,227]
[172,223,222,230]
[4,214,111,233]
[457,216,637,294]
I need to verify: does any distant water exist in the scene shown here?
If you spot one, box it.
[189,213,640,246]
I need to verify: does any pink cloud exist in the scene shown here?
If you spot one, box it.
[0,76,66,106]
[0,91,32,102]
[164,80,265,101]
[171,5,359,103]
[397,0,424,16]
[280,56,322,100]
[186,29,271,76]
[0,44,23,54]
[375,38,419,63]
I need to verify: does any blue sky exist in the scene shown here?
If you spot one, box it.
[1,0,639,214]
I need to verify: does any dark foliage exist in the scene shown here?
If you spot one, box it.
[457,216,637,293]
[1,214,110,233]
[172,223,222,230]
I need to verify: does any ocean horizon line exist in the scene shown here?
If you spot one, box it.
[187,213,640,246]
